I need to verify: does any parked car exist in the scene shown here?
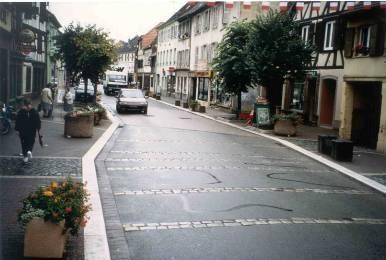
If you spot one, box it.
[74,80,95,102]
[116,89,148,114]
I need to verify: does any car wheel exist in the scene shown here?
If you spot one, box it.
[116,105,121,114]
[144,108,148,115]
[104,90,108,95]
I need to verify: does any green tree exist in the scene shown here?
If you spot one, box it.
[55,24,117,103]
[212,20,253,118]
[248,11,313,110]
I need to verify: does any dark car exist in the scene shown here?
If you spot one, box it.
[116,89,148,114]
[74,80,95,102]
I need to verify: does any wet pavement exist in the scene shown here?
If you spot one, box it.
[98,95,386,260]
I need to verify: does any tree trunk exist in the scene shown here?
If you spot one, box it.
[93,84,97,103]
[84,77,88,103]
[237,90,242,119]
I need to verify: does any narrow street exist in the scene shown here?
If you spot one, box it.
[97,94,386,260]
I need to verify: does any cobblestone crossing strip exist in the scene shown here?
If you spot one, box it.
[109,151,307,161]
[105,157,306,165]
[107,165,328,172]
[123,218,386,232]
[114,187,372,196]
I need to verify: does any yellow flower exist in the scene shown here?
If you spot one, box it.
[43,191,54,197]
[51,182,58,189]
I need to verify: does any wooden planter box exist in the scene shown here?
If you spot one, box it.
[155,95,161,100]
[199,105,206,113]
[175,100,181,106]
[24,218,66,258]
[273,119,296,136]
[182,102,189,108]
[190,104,198,112]
[64,113,94,138]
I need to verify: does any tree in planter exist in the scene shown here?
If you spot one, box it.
[55,24,117,103]
[212,20,253,119]
[247,11,313,111]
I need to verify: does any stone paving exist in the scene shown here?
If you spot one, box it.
[123,217,386,232]
[0,99,110,260]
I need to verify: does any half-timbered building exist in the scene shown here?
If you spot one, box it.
[286,1,348,129]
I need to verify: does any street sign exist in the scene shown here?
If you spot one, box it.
[255,103,271,126]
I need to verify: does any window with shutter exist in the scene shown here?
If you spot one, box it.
[344,28,355,58]
[308,23,315,44]
[369,23,385,57]
[315,22,324,51]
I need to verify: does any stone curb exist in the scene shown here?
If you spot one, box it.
[150,97,386,195]
[83,102,119,260]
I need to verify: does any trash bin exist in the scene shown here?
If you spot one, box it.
[318,135,338,155]
[331,139,353,162]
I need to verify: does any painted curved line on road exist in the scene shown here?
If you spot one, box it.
[193,170,222,185]
[243,162,307,169]
[266,173,353,189]
[216,203,293,212]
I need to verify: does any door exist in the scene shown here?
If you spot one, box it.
[319,79,336,126]
[351,82,382,149]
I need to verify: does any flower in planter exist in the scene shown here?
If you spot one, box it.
[271,113,300,125]
[18,177,91,236]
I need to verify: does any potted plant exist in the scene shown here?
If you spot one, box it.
[271,113,299,137]
[189,100,199,112]
[18,178,91,258]
[86,103,106,125]
[355,44,369,55]
[64,110,94,138]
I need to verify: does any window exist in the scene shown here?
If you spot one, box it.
[212,7,218,29]
[201,45,207,60]
[195,15,201,34]
[173,48,176,65]
[195,47,199,65]
[301,25,309,43]
[203,10,210,31]
[198,78,209,101]
[324,21,335,50]
[25,66,32,93]
[0,8,7,23]
[359,26,371,48]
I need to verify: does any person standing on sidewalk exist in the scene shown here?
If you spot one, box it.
[63,87,74,112]
[41,85,53,118]
[15,99,41,163]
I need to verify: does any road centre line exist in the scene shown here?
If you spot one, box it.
[114,187,372,196]
[123,217,386,232]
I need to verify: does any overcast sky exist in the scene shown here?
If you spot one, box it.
[49,0,187,42]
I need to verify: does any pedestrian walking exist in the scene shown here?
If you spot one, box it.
[63,87,74,112]
[41,85,53,118]
[15,99,41,163]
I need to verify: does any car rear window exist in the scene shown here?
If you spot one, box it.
[121,90,143,98]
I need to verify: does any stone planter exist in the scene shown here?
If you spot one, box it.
[24,218,66,258]
[175,100,181,106]
[199,105,206,113]
[182,102,189,108]
[64,113,94,138]
[273,119,296,136]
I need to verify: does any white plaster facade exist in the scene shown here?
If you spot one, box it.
[155,21,179,96]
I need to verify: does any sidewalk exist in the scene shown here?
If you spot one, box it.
[0,100,111,259]
[157,95,386,188]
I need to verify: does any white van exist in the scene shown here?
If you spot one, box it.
[103,71,128,95]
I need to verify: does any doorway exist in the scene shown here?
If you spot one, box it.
[351,82,382,149]
[319,79,336,126]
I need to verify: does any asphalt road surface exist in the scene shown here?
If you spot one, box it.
[98,91,386,260]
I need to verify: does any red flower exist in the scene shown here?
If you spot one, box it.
[65,207,73,213]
